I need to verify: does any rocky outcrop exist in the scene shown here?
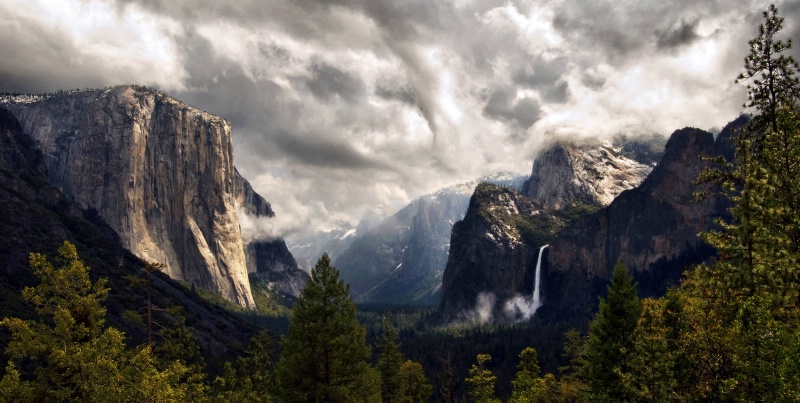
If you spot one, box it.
[439,183,549,319]
[2,86,258,307]
[522,140,653,210]
[439,139,662,320]
[234,169,308,298]
[333,172,527,305]
[542,116,747,321]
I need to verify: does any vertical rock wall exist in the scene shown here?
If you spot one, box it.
[3,86,256,307]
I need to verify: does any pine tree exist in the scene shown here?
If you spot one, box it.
[509,347,544,403]
[377,316,404,402]
[0,241,194,401]
[397,360,432,403]
[583,261,641,401]
[686,5,800,399]
[465,353,499,403]
[737,4,800,137]
[213,330,276,402]
[627,298,681,400]
[275,254,380,402]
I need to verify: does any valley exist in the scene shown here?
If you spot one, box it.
[1,2,799,401]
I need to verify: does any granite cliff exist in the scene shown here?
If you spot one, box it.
[541,117,745,322]
[522,140,653,209]
[440,138,661,320]
[439,183,547,319]
[0,106,258,364]
[1,86,304,306]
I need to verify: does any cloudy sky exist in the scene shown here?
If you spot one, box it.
[2,0,799,237]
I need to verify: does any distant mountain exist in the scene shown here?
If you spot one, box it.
[331,172,527,305]
[440,136,663,321]
[286,222,360,273]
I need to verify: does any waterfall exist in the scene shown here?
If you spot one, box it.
[501,243,549,321]
[532,244,548,311]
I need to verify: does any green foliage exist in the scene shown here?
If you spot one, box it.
[378,316,405,402]
[0,241,197,402]
[275,254,380,402]
[153,308,208,400]
[737,4,800,134]
[626,297,684,401]
[554,200,601,224]
[466,353,499,403]
[509,347,542,403]
[397,360,432,403]
[213,330,277,402]
[583,262,641,401]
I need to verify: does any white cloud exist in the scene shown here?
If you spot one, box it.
[2,0,793,236]
[0,0,186,92]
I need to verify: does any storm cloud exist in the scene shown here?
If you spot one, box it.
[2,0,799,236]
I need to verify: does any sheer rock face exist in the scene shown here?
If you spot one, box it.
[439,141,657,320]
[2,86,258,307]
[522,140,652,210]
[542,117,747,321]
[439,184,543,319]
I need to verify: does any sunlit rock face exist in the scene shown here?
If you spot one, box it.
[522,140,653,210]
[2,86,261,307]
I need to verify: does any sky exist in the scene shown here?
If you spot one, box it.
[2,0,799,238]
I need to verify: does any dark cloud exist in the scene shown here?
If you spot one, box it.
[482,87,541,129]
[375,85,417,105]
[656,20,700,49]
[512,57,570,103]
[273,132,384,170]
[306,63,366,103]
[552,4,644,59]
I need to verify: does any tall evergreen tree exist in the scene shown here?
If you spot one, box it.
[737,4,800,136]
[397,360,432,403]
[213,330,276,402]
[583,261,641,401]
[686,5,800,399]
[275,254,380,402]
[377,316,404,402]
[509,347,543,403]
[465,353,499,403]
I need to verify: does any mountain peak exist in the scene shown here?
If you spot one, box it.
[522,139,657,210]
